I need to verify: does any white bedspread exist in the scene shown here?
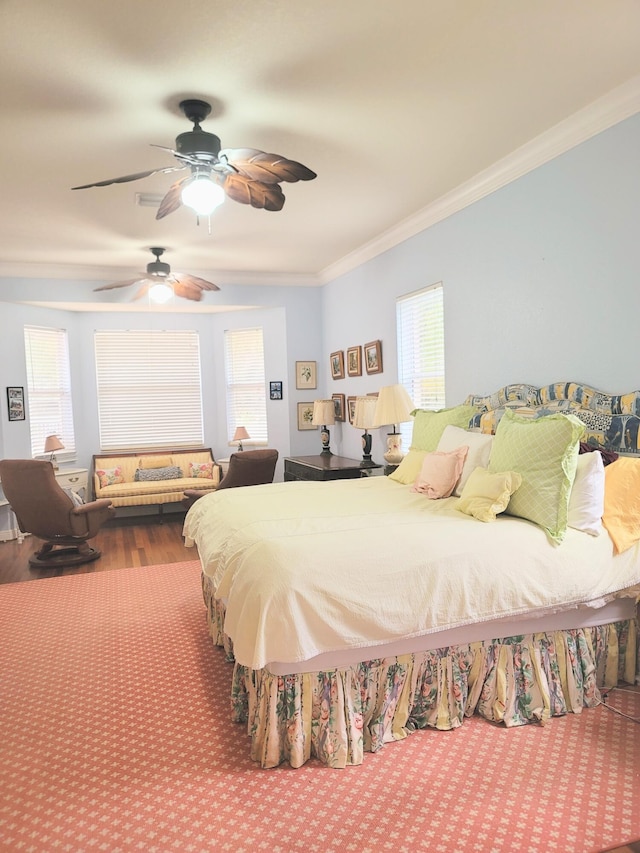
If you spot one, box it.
[183,477,640,670]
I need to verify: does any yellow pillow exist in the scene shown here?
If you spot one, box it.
[139,455,173,469]
[388,450,428,485]
[602,456,640,553]
[457,467,522,522]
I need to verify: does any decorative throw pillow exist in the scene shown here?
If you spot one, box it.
[134,465,183,482]
[602,457,640,553]
[436,425,494,497]
[388,449,428,485]
[410,404,477,453]
[411,446,468,499]
[567,451,605,536]
[97,466,124,488]
[488,410,584,543]
[457,467,522,522]
[139,455,173,469]
[189,461,214,479]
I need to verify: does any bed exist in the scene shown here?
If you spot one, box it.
[184,382,640,769]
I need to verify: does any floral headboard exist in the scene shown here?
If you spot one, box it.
[464,381,640,455]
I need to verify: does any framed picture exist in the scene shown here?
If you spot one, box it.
[295,361,317,390]
[347,395,357,425]
[269,381,283,400]
[330,350,345,380]
[6,386,25,421]
[332,393,346,422]
[364,340,383,375]
[297,402,317,430]
[346,345,362,377]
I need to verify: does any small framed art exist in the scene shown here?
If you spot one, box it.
[297,402,317,430]
[330,351,345,380]
[269,381,283,400]
[347,395,357,424]
[346,346,362,377]
[295,361,317,390]
[332,393,346,422]
[364,340,383,375]
[7,386,25,421]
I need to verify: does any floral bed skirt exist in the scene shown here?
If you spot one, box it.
[202,574,639,769]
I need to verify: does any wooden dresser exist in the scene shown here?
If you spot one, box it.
[284,454,381,482]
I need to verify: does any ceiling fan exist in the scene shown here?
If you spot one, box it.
[72,99,317,219]
[93,247,220,303]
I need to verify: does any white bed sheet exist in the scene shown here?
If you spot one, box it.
[183,476,640,671]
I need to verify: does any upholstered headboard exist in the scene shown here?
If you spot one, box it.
[464,381,640,455]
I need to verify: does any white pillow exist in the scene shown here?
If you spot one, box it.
[436,425,494,497]
[568,451,605,536]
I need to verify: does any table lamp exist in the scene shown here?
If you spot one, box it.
[372,384,414,464]
[311,400,336,455]
[232,426,250,451]
[352,396,378,467]
[44,434,65,470]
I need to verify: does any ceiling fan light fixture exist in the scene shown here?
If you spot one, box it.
[148,281,174,304]
[181,173,225,216]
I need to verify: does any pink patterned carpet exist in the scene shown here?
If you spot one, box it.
[1,560,638,853]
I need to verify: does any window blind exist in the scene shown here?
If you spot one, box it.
[24,325,76,459]
[224,327,268,445]
[94,330,204,451]
[397,283,445,447]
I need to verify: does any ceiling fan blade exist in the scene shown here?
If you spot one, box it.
[220,148,317,183]
[72,165,184,190]
[156,177,189,220]
[93,277,146,292]
[172,273,220,292]
[171,280,206,302]
[222,174,286,211]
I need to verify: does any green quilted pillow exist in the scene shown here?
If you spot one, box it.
[410,404,477,452]
[488,409,585,543]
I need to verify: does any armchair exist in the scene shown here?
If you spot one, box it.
[0,459,115,568]
[182,449,279,510]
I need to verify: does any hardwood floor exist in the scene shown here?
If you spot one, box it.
[0,512,193,584]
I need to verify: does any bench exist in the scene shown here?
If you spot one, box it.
[91,448,220,514]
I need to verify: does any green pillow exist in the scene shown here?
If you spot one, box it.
[410,404,477,452]
[488,410,585,543]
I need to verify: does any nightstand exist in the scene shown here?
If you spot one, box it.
[55,467,88,501]
[284,455,382,482]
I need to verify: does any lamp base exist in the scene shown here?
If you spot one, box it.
[383,432,404,465]
[320,426,332,455]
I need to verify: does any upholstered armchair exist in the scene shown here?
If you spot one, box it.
[182,449,279,510]
[0,459,115,568]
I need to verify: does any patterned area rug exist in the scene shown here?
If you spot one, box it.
[1,560,639,853]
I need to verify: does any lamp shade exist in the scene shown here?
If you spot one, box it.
[44,434,64,453]
[372,384,414,428]
[311,400,336,427]
[232,426,250,442]
[181,173,225,216]
[352,396,378,430]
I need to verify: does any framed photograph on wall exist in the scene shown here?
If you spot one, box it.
[332,393,346,422]
[330,351,345,380]
[295,361,317,390]
[6,386,25,421]
[347,395,357,425]
[269,381,283,400]
[346,345,362,377]
[364,340,383,375]
[297,402,317,430]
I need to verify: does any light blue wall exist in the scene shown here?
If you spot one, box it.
[1,112,639,472]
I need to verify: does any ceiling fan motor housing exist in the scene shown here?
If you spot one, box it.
[175,129,221,161]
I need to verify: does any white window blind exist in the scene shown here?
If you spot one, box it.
[397,283,445,447]
[24,325,76,459]
[94,330,204,451]
[224,327,267,445]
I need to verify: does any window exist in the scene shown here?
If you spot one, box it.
[94,330,203,451]
[397,283,445,446]
[24,325,76,459]
[224,327,267,445]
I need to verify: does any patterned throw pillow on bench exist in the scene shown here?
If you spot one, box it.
[189,462,214,479]
[134,465,183,482]
[97,466,124,488]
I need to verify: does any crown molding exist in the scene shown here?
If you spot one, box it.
[320,75,640,285]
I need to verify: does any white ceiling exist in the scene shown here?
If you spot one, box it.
[1,0,640,298]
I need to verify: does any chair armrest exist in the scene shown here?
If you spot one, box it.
[71,499,114,516]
